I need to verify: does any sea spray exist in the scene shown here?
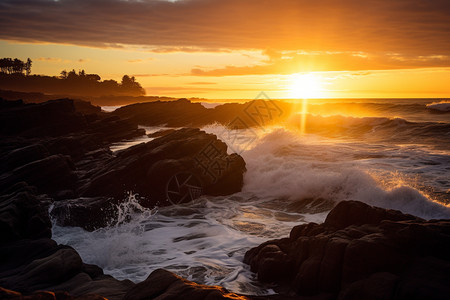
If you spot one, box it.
[52,194,301,295]
[240,128,450,219]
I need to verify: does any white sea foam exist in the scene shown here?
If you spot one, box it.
[101,105,123,112]
[241,128,450,219]
[52,194,300,295]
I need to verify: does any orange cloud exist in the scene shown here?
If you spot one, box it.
[0,0,448,57]
[190,51,450,76]
[36,57,63,63]
[1,0,450,77]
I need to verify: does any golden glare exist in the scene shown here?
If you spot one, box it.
[289,73,324,99]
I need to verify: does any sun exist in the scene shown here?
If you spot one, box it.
[289,73,324,99]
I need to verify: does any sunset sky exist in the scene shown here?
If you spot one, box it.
[1,0,449,99]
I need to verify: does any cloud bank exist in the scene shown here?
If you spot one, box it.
[1,0,449,73]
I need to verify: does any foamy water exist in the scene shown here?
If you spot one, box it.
[53,99,450,295]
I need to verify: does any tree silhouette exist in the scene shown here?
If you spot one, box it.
[121,74,145,95]
[60,70,68,79]
[86,74,101,81]
[25,58,32,76]
[67,69,78,80]
[0,57,31,75]
[1,62,146,97]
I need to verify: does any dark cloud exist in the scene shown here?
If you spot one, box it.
[1,0,449,68]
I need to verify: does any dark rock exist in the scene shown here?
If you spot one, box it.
[123,268,247,300]
[113,98,293,128]
[0,143,49,173]
[81,264,104,280]
[86,114,145,144]
[0,97,24,109]
[72,100,102,115]
[79,128,246,208]
[324,200,420,229]
[338,272,399,300]
[244,201,450,299]
[0,184,51,243]
[47,272,134,300]
[0,99,88,137]
[0,97,257,300]
[50,197,119,231]
[0,239,78,292]
[0,286,110,300]
[113,98,210,127]
[0,98,143,157]
[147,128,176,138]
[0,238,133,300]
[0,154,78,198]
[0,98,145,198]
[0,241,82,293]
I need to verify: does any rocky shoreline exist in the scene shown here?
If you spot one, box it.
[1,98,449,300]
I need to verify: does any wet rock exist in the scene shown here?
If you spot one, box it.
[244,201,450,299]
[48,272,134,300]
[0,239,80,293]
[50,197,119,231]
[0,154,78,198]
[147,128,176,138]
[113,98,210,127]
[0,98,143,153]
[123,268,248,300]
[0,98,144,198]
[0,143,49,173]
[0,286,107,300]
[0,98,88,137]
[0,238,133,300]
[113,98,293,128]
[324,200,420,229]
[80,128,246,207]
[0,184,51,242]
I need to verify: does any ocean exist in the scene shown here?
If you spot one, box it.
[52,98,450,295]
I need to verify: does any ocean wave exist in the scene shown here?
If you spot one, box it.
[303,100,450,123]
[287,113,450,144]
[309,101,425,114]
[426,101,450,112]
[241,129,450,220]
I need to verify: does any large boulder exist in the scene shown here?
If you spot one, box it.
[0,154,78,198]
[0,98,88,137]
[0,238,134,300]
[123,269,246,300]
[0,183,52,243]
[79,128,246,207]
[113,98,292,128]
[0,98,144,153]
[50,197,119,231]
[113,98,211,127]
[0,98,145,198]
[244,201,450,300]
